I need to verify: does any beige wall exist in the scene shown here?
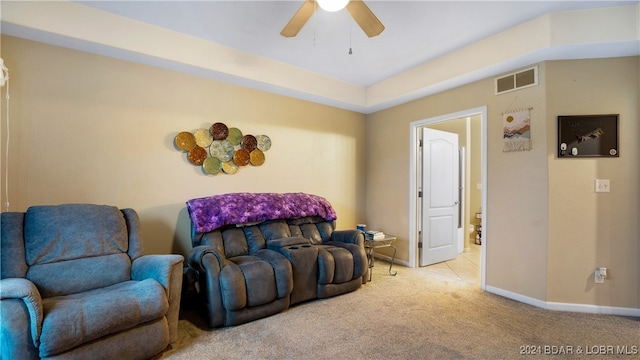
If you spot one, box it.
[367,64,550,300]
[0,36,367,257]
[546,57,639,308]
[366,56,639,308]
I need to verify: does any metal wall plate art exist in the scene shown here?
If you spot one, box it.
[174,122,271,175]
[557,114,619,158]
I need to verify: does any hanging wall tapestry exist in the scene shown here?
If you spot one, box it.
[502,108,532,152]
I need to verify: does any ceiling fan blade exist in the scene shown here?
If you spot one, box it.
[281,0,316,37]
[346,0,385,38]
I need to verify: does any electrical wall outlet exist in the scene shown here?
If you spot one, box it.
[595,179,610,193]
[594,267,607,284]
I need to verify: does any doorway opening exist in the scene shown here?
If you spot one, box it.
[409,106,487,289]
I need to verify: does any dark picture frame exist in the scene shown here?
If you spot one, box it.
[557,114,619,158]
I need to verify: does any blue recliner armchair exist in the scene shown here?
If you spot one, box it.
[0,204,184,360]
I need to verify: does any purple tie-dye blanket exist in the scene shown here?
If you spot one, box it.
[186,192,337,233]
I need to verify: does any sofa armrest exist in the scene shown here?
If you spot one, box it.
[188,245,228,273]
[330,229,365,246]
[0,278,43,347]
[187,246,227,328]
[266,236,310,251]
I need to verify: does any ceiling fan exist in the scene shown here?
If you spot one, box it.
[281,0,385,38]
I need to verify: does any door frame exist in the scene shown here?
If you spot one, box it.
[409,106,487,290]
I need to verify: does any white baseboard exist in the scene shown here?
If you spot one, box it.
[545,301,640,317]
[373,253,410,267]
[486,285,640,317]
[485,286,548,309]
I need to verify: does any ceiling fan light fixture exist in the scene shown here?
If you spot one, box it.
[317,0,349,12]
[281,0,383,38]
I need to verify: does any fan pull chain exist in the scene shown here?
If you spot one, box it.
[312,1,317,48]
[348,29,353,55]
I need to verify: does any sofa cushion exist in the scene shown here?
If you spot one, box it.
[237,257,278,307]
[288,218,335,245]
[259,220,291,241]
[39,279,168,357]
[326,241,368,279]
[221,228,249,258]
[327,247,355,283]
[317,246,354,285]
[315,222,335,242]
[242,225,266,254]
[299,224,323,244]
[221,256,278,310]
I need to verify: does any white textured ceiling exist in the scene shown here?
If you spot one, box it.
[2,1,639,113]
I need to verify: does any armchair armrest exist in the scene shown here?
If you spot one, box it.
[131,254,184,291]
[330,229,365,246]
[0,278,43,347]
[131,254,184,344]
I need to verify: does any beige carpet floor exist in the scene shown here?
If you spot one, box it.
[158,251,639,359]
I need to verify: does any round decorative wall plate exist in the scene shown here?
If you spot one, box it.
[227,127,243,146]
[221,161,239,174]
[233,148,251,166]
[250,149,265,166]
[194,128,213,148]
[202,156,221,175]
[175,131,196,151]
[187,146,208,165]
[209,122,229,140]
[256,135,271,151]
[209,139,235,162]
[241,134,258,152]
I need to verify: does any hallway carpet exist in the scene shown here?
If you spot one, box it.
[158,262,639,359]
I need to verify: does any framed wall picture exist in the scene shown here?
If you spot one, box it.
[557,114,619,158]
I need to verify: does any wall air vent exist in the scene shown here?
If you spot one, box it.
[495,66,538,95]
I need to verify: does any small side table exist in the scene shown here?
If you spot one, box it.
[364,234,397,282]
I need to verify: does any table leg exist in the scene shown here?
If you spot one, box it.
[366,246,374,282]
[388,245,397,276]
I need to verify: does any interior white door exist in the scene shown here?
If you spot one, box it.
[420,128,459,266]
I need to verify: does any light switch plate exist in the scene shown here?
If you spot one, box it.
[595,179,610,193]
